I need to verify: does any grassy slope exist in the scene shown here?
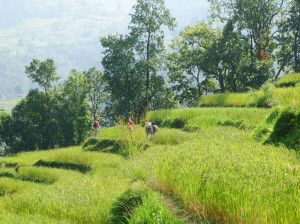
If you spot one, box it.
[198,72,300,108]
[0,108,299,223]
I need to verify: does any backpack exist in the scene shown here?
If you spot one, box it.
[93,120,99,128]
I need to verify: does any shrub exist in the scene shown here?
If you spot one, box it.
[151,118,163,126]
[161,118,172,128]
[170,117,186,129]
[161,117,187,129]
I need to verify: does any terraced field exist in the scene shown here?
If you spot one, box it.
[0,107,299,223]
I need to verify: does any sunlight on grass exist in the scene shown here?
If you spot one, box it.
[154,126,300,223]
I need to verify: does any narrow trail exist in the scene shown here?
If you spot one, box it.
[148,181,216,224]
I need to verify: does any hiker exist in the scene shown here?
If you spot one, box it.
[93,118,99,137]
[128,119,135,134]
[145,119,153,140]
[152,122,159,135]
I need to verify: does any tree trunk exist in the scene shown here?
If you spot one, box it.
[294,29,299,72]
[275,63,285,81]
[218,73,225,93]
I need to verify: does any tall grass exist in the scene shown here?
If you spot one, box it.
[1,106,299,223]
[154,126,300,223]
[198,92,256,107]
[147,107,271,127]
[0,147,131,223]
[273,86,300,108]
[275,72,300,87]
[198,84,299,108]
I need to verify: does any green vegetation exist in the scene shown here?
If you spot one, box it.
[0,0,299,223]
[275,72,300,87]
[254,107,300,150]
[198,74,300,108]
[1,106,299,223]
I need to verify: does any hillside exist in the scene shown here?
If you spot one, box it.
[0,0,209,99]
[198,73,300,108]
[1,107,299,223]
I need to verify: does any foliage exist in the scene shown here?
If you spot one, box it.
[84,67,107,119]
[25,58,60,94]
[275,0,300,75]
[129,0,176,108]
[100,34,145,122]
[161,117,186,129]
[166,21,219,105]
[101,0,177,122]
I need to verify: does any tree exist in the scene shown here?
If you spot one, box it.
[167,21,220,103]
[100,34,145,122]
[0,110,15,153]
[25,58,60,94]
[84,67,108,120]
[63,69,91,145]
[208,0,285,82]
[275,0,300,76]
[129,0,176,109]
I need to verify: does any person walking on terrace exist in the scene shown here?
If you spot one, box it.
[93,118,99,137]
[128,118,135,135]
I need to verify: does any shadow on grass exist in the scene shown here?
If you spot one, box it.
[0,171,55,184]
[34,160,92,173]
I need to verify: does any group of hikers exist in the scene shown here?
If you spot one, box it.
[92,117,159,139]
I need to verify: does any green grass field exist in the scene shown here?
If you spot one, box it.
[0,107,299,223]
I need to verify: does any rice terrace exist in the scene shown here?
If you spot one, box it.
[0,0,299,223]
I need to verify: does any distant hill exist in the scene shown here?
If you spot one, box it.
[0,0,209,99]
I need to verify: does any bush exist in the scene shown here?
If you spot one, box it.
[170,117,186,129]
[151,118,163,126]
[161,118,172,128]
[161,117,187,129]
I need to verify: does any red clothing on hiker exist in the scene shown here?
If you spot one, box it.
[129,120,135,129]
[93,120,99,127]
